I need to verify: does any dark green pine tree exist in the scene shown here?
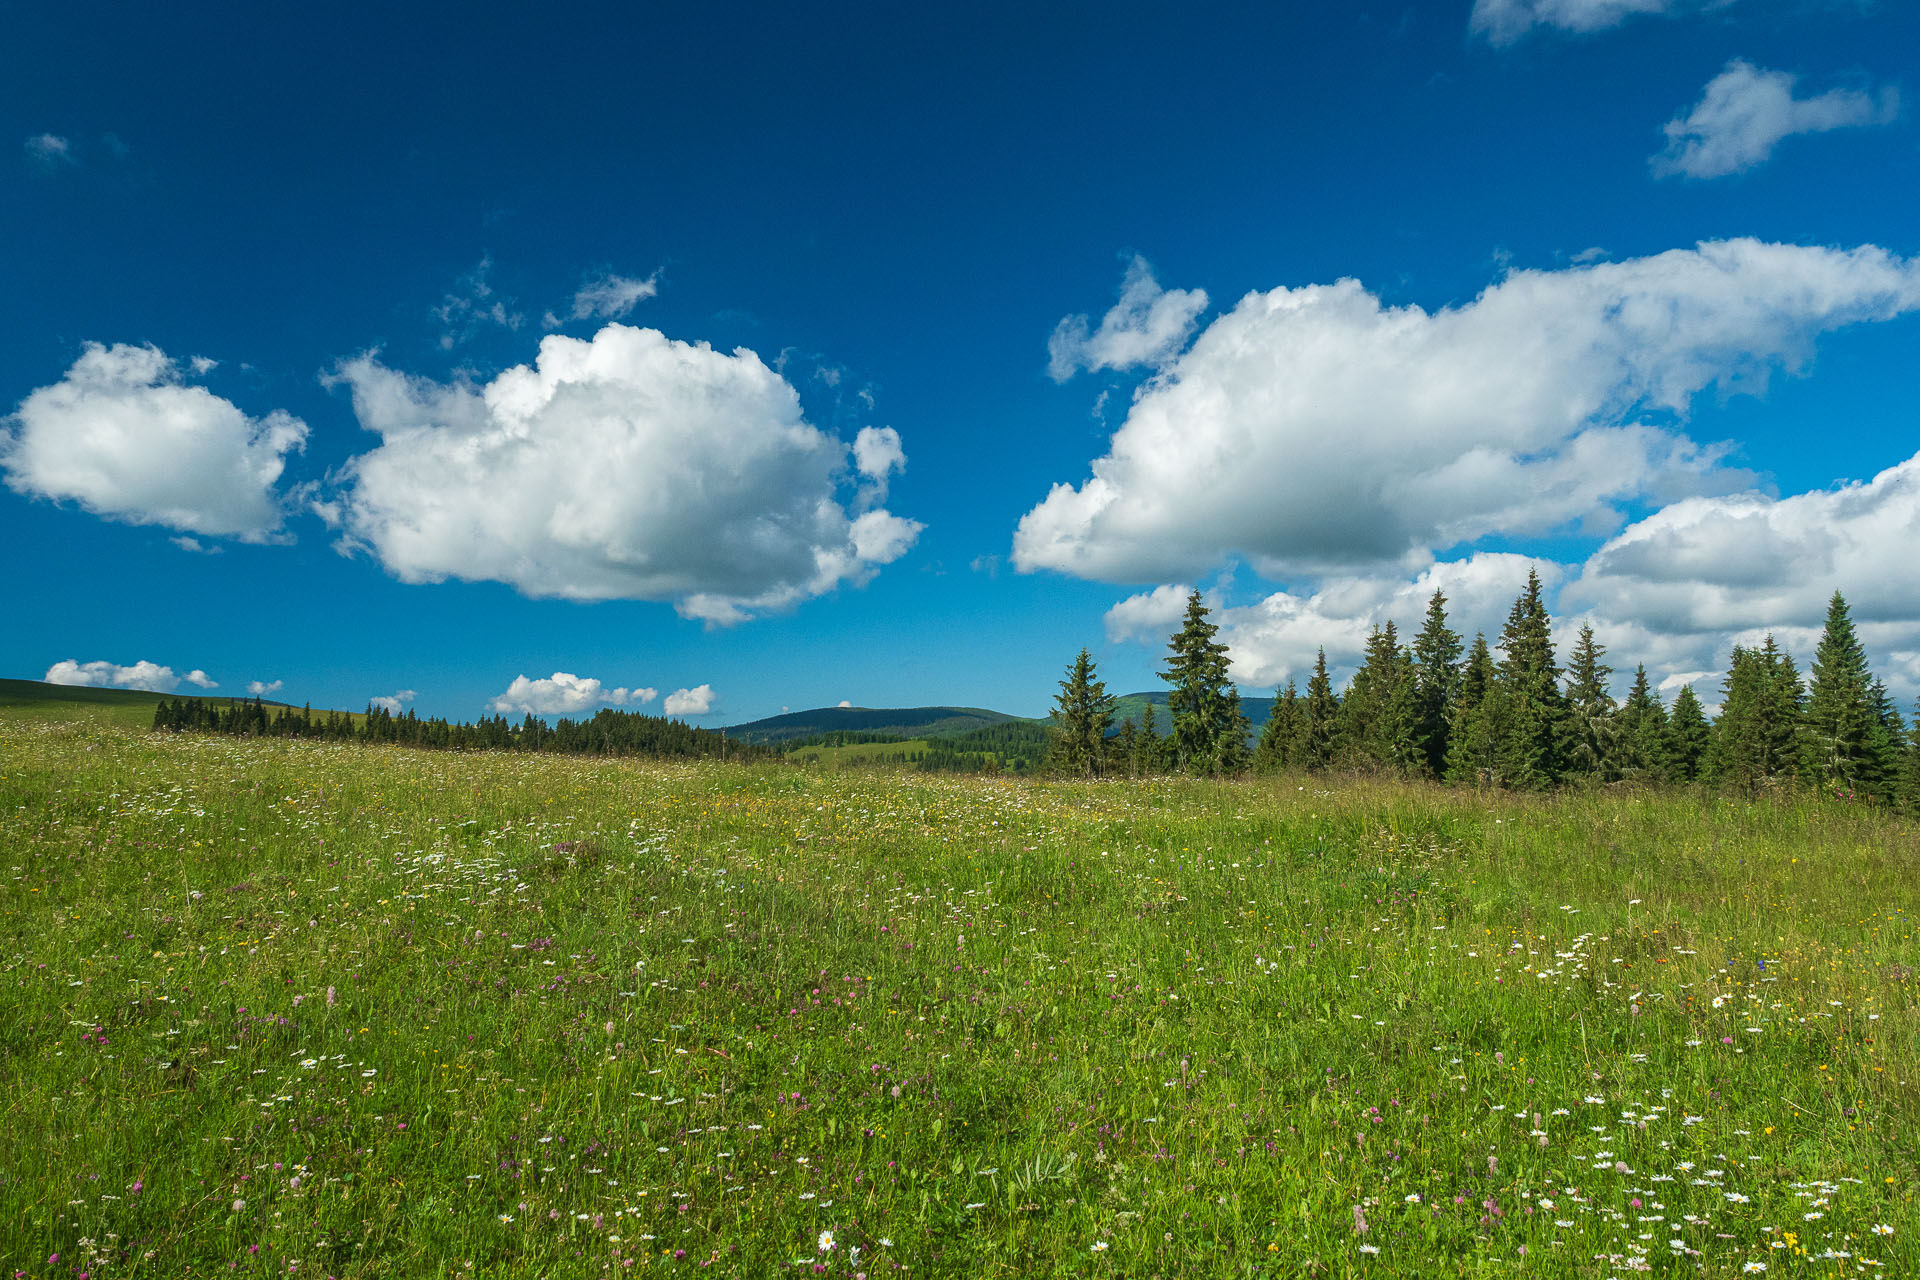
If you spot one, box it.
[1801,592,1878,796]
[1902,702,1920,815]
[1114,717,1140,778]
[1864,679,1907,804]
[1410,590,1463,779]
[1613,664,1669,781]
[1664,684,1711,782]
[1136,699,1166,775]
[1493,569,1566,789]
[1444,634,1499,786]
[1298,648,1340,771]
[1255,679,1301,773]
[1335,622,1419,773]
[1561,624,1618,781]
[1160,590,1250,775]
[1705,638,1801,791]
[1046,648,1115,778]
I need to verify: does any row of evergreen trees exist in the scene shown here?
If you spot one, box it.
[150,697,775,763]
[1047,576,1920,806]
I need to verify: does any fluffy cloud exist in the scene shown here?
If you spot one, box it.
[247,679,284,697]
[486,672,658,716]
[2,343,308,540]
[570,272,659,321]
[1103,583,1195,644]
[369,689,416,714]
[1103,452,1920,703]
[1048,256,1208,382]
[184,669,219,689]
[331,323,922,622]
[663,684,715,716]
[1014,240,1920,584]
[852,425,906,506]
[44,658,194,693]
[24,133,74,165]
[1654,60,1900,180]
[1469,0,1718,44]
[1108,555,1551,688]
[1566,453,1920,638]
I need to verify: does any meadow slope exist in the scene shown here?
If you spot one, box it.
[1,715,1914,1278]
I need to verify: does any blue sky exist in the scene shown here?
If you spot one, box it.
[5,0,1918,723]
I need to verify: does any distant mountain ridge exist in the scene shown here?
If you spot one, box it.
[720,705,1036,745]
[1110,690,1275,738]
[724,692,1276,746]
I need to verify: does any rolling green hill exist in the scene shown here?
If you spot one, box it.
[720,704,1037,745]
[1110,690,1275,741]
[0,677,293,729]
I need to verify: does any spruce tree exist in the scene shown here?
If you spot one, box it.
[1160,591,1249,775]
[1114,717,1140,777]
[1493,569,1566,789]
[1410,590,1463,778]
[1664,685,1711,782]
[1801,591,1877,795]
[1336,623,1418,772]
[1047,648,1114,777]
[1299,649,1339,771]
[1137,700,1166,775]
[1255,679,1301,773]
[1444,634,1499,785]
[1705,638,1801,791]
[1865,679,1907,803]
[1561,624,1618,780]
[1613,664,1669,781]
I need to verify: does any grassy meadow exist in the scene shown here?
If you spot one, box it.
[1,711,1915,1278]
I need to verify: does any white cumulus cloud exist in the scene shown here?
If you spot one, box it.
[1014,240,1920,585]
[330,323,922,623]
[1655,60,1900,180]
[1103,583,1196,644]
[1566,453,1920,640]
[1107,555,1552,689]
[663,685,715,716]
[852,425,906,507]
[184,669,218,689]
[1470,0,1720,44]
[1049,255,1208,382]
[570,272,659,321]
[486,673,657,716]
[247,679,284,697]
[2,342,308,541]
[44,659,187,693]
[369,689,416,714]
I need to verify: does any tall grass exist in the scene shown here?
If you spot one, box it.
[1,715,1913,1277]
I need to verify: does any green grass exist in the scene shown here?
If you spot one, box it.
[1,713,1914,1277]
[0,679,190,730]
[785,739,939,768]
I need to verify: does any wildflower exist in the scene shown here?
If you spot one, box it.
[232,1199,245,1213]
[1404,1193,1421,1204]
[817,1230,835,1253]
[1743,1264,1766,1274]
[1091,1241,1108,1252]
[1871,1224,1893,1236]
[1358,1244,1380,1255]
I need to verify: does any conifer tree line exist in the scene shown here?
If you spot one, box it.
[1048,578,1920,808]
[151,697,775,763]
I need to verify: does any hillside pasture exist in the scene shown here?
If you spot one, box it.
[0,712,1914,1277]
